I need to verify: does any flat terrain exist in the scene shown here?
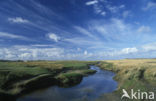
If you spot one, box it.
[0,59,156,101]
[97,59,156,101]
[0,60,97,100]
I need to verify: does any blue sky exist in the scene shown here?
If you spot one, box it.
[0,0,156,60]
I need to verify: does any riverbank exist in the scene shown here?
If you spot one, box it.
[1,59,155,101]
[97,59,156,101]
[0,61,97,101]
[17,66,117,101]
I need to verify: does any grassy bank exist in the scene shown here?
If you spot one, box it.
[97,59,156,101]
[0,60,97,100]
[1,59,155,101]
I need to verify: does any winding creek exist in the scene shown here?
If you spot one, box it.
[17,65,118,101]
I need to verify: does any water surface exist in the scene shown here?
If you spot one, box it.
[17,66,118,101]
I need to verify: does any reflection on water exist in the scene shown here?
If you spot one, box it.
[17,66,118,101]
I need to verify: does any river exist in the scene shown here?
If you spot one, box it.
[17,65,118,101]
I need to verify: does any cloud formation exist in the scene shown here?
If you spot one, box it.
[143,2,156,11]
[120,47,138,54]
[86,0,98,5]
[0,32,30,41]
[74,26,97,39]
[0,46,64,60]
[106,4,125,13]
[85,0,125,16]
[0,45,139,60]
[142,43,156,52]
[0,0,156,60]
[48,33,60,42]
[137,26,151,33]
[8,17,29,23]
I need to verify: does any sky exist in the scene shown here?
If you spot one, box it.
[0,0,156,60]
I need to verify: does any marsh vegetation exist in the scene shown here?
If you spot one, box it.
[97,59,156,101]
[0,59,156,101]
[0,61,97,101]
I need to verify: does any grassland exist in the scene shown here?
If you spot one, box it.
[0,59,156,101]
[96,59,156,101]
[0,60,97,101]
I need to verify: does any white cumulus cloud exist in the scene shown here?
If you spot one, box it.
[120,47,138,54]
[0,46,64,60]
[86,0,98,6]
[48,33,60,42]
[84,50,88,55]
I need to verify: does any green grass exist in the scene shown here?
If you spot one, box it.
[0,60,98,97]
[97,59,156,101]
[55,61,93,70]
[56,72,83,87]
[1,60,155,101]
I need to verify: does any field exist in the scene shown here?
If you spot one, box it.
[0,60,97,100]
[0,59,156,101]
[97,59,156,101]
